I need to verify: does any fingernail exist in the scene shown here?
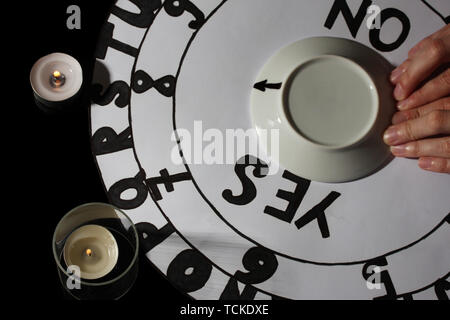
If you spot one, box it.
[383,127,401,145]
[390,145,408,156]
[394,84,406,100]
[418,158,433,169]
[397,100,408,110]
[392,112,408,124]
[390,67,403,83]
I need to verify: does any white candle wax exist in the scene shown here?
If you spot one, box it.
[63,225,118,280]
[30,52,82,103]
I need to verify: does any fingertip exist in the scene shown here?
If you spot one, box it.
[418,157,449,173]
[390,145,408,157]
[394,84,407,101]
[418,157,433,170]
[390,67,403,83]
[383,127,400,146]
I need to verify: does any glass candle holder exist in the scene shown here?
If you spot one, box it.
[52,203,139,300]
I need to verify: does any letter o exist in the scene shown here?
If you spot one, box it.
[369,8,410,52]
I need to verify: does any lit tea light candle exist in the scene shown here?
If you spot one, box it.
[50,70,66,88]
[63,225,118,280]
[30,52,82,112]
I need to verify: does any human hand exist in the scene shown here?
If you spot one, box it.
[383,24,450,173]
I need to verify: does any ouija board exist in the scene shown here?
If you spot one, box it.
[90,0,450,299]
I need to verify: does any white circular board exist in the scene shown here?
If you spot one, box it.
[90,0,450,300]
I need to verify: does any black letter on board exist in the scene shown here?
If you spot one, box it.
[220,278,257,300]
[167,249,212,293]
[92,80,130,108]
[96,22,139,59]
[434,277,449,300]
[294,191,341,238]
[91,127,133,155]
[369,8,410,52]
[264,171,311,224]
[164,0,205,29]
[108,170,148,209]
[362,257,397,300]
[111,0,162,28]
[222,155,269,206]
[135,222,175,253]
[324,0,373,38]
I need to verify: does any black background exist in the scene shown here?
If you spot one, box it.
[16,0,188,307]
[10,0,447,314]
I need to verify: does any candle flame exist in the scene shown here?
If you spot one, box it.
[86,248,93,256]
[53,70,61,78]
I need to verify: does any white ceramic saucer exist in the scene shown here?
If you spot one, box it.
[250,37,396,183]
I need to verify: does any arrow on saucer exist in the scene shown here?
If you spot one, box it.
[253,80,282,92]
